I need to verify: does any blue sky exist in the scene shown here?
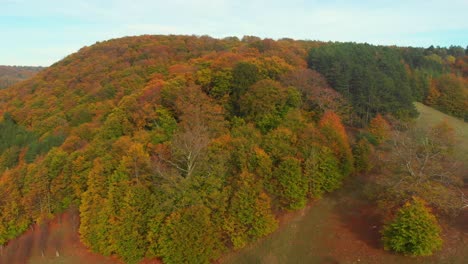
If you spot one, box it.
[1,0,467,66]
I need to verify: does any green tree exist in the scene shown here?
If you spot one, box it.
[113,184,151,264]
[231,62,259,115]
[382,197,442,256]
[273,157,307,210]
[157,205,223,264]
[224,171,277,249]
[352,138,372,172]
[240,80,294,132]
[304,146,342,197]
[79,159,109,251]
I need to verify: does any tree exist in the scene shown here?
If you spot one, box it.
[261,127,296,163]
[352,138,373,172]
[368,114,390,145]
[0,169,30,246]
[319,111,354,175]
[163,86,225,178]
[280,69,352,119]
[79,159,109,251]
[308,43,417,124]
[112,184,151,264]
[240,80,298,132]
[375,121,465,216]
[304,146,342,197]
[231,62,260,115]
[157,205,223,264]
[382,197,442,256]
[425,74,468,120]
[224,171,277,249]
[272,157,307,210]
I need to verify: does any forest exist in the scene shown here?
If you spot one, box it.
[0,35,466,263]
[0,66,44,89]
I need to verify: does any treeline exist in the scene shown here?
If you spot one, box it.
[307,43,417,125]
[402,45,468,121]
[308,43,467,123]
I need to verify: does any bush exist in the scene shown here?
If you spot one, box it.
[382,197,442,256]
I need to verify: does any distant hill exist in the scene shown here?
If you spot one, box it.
[0,65,45,89]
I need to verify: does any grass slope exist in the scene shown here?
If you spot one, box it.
[414,102,468,164]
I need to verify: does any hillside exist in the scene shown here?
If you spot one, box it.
[0,65,44,89]
[0,35,466,264]
[414,102,468,164]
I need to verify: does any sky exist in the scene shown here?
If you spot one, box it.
[1,0,467,66]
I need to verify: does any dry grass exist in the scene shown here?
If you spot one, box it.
[414,102,468,163]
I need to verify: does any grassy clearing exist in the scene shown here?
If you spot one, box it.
[414,102,468,163]
[221,177,468,264]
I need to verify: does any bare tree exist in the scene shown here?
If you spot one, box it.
[156,85,223,179]
[375,121,466,216]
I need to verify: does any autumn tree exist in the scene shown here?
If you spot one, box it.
[319,111,354,175]
[224,171,277,249]
[79,159,109,251]
[0,169,30,246]
[368,114,390,145]
[281,69,352,119]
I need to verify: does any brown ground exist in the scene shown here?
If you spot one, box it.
[0,208,120,264]
[2,183,466,264]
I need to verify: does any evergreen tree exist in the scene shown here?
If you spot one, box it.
[382,197,442,256]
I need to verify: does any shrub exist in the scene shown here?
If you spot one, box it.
[382,197,442,256]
